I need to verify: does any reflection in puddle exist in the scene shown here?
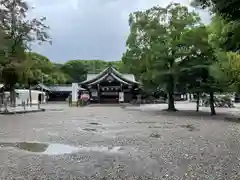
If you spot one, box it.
[0,142,48,152]
[0,142,123,155]
[42,144,79,155]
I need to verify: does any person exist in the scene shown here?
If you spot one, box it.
[80,92,90,106]
[68,94,72,107]
[77,94,81,107]
[46,93,49,104]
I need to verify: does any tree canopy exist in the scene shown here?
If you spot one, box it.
[192,0,240,21]
[0,0,239,115]
[122,3,218,112]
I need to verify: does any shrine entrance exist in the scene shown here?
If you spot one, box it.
[80,66,140,103]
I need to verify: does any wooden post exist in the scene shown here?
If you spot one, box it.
[23,101,26,110]
[4,98,8,112]
[98,84,100,103]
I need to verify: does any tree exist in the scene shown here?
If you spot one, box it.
[177,25,218,115]
[208,15,240,52]
[0,0,50,106]
[208,14,240,103]
[123,3,202,111]
[191,0,240,21]
[210,51,240,91]
[21,52,69,105]
[26,52,69,85]
[60,60,88,82]
[60,60,127,83]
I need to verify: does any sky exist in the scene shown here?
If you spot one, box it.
[27,0,210,63]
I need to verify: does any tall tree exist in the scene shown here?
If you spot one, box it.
[0,0,50,106]
[208,14,240,94]
[60,60,88,82]
[26,52,69,85]
[123,3,202,111]
[208,15,240,52]
[178,25,218,115]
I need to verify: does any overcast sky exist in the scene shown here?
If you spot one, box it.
[27,0,210,63]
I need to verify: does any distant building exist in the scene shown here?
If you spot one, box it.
[32,66,140,103]
[33,84,85,101]
[80,66,140,103]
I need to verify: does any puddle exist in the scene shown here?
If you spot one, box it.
[47,109,64,112]
[43,144,79,155]
[136,121,156,124]
[0,142,79,155]
[180,124,199,132]
[89,123,101,125]
[0,142,48,152]
[0,142,124,155]
[82,128,97,132]
[150,133,161,138]
[149,126,162,129]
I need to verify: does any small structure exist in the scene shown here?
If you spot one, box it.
[48,84,85,101]
[33,84,85,101]
[79,66,140,103]
[4,89,45,105]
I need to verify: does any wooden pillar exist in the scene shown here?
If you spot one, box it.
[97,84,100,103]
[120,84,123,103]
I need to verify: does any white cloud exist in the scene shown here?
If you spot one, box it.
[27,0,211,62]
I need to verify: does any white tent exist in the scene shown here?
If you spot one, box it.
[4,89,46,105]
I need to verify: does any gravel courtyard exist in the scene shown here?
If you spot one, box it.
[0,103,240,179]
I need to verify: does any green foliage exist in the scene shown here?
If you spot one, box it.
[60,60,88,83]
[25,52,69,85]
[210,51,240,91]
[208,14,240,92]
[209,15,240,52]
[192,0,240,21]
[122,3,205,110]
[0,0,50,92]
[60,60,127,83]
[178,25,218,94]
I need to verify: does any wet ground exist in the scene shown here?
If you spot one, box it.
[0,103,240,179]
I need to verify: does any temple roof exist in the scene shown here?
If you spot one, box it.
[80,66,139,85]
[33,84,86,92]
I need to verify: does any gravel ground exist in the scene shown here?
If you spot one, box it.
[0,103,240,179]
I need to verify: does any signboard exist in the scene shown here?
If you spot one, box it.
[91,91,98,97]
[119,92,124,102]
[101,92,118,95]
[72,83,78,102]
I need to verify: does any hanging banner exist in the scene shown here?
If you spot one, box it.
[72,83,78,102]
[119,92,124,102]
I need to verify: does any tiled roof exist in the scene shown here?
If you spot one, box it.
[48,85,72,92]
[36,83,51,91]
[86,73,136,82]
[48,85,85,92]
[33,84,85,92]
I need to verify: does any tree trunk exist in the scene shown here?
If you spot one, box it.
[167,76,176,111]
[28,84,32,107]
[196,92,200,112]
[209,91,216,115]
[168,91,176,111]
[9,87,15,107]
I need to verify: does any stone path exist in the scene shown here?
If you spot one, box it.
[0,103,239,179]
